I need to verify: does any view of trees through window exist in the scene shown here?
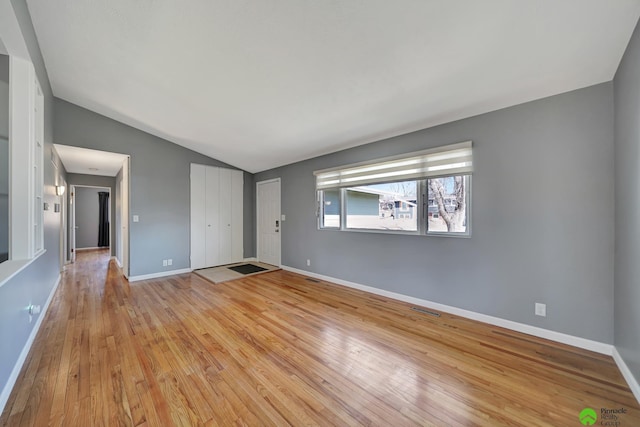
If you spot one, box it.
[427,176,468,233]
[319,175,469,235]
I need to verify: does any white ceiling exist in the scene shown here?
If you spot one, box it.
[54,144,128,177]
[28,1,640,173]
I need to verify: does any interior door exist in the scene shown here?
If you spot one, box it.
[190,164,206,269]
[218,168,232,264]
[205,166,220,266]
[257,178,281,266]
[230,170,244,262]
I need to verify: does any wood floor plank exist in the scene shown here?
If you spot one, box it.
[1,249,639,426]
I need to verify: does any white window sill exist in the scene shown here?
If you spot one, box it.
[0,250,46,289]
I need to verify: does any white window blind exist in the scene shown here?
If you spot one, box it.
[314,141,473,190]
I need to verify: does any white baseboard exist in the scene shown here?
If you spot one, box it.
[612,347,640,404]
[111,256,122,268]
[243,257,258,262]
[128,268,192,282]
[0,274,61,414]
[281,265,614,356]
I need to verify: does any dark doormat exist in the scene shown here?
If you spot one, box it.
[228,263,268,275]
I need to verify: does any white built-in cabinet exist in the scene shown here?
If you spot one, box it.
[190,164,243,269]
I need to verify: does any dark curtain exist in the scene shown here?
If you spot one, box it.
[98,192,109,247]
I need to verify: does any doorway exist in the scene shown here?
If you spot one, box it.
[55,144,130,276]
[71,185,111,254]
[256,178,281,266]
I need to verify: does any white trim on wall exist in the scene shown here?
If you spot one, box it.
[281,265,614,355]
[128,268,192,282]
[0,250,44,289]
[612,347,640,404]
[0,273,61,414]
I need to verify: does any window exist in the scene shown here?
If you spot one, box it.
[345,181,417,231]
[315,141,472,236]
[427,175,469,234]
[319,188,340,228]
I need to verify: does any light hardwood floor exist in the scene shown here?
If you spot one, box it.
[1,249,638,426]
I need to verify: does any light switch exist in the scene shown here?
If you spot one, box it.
[281,214,286,221]
[133,215,139,222]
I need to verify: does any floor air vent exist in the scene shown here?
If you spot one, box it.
[305,278,321,283]
[411,307,441,317]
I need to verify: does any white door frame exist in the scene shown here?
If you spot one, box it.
[69,185,76,263]
[256,178,281,266]
[121,157,130,278]
[59,177,68,270]
[70,185,111,255]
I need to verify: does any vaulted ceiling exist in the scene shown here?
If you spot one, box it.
[27,0,640,173]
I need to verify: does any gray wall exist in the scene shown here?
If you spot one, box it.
[74,186,108,249]
[54,99,255,277]
[67,174,117,256]
[256,83,615,343]
[0,0,63,404]
[614,19,640,387]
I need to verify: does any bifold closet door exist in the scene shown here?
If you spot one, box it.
[205,166,221,266]
[191,164,244,269]
[230,170,243,262]
[217,168,232,264]
[215,168,244,265]
[190,164,207,270]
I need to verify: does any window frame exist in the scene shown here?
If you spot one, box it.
[425,175,471,237]
[342,180,421,235]
[318,174,471,237]
[314,141,473,238]
[317,188,341,230]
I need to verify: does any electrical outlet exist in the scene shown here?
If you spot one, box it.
[162,260,168,267]
[306,259,311,266]
[535,303,546,317]
[167,259,172,266]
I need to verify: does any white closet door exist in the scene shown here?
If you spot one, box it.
[190,164,206,269]
[218,167,233,264]
[191,164,244,269]
[231,170,244,262]
[205,166,220,266]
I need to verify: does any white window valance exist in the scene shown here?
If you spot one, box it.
[314,141,473,190]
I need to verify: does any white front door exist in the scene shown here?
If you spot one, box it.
[257,179,281,266]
